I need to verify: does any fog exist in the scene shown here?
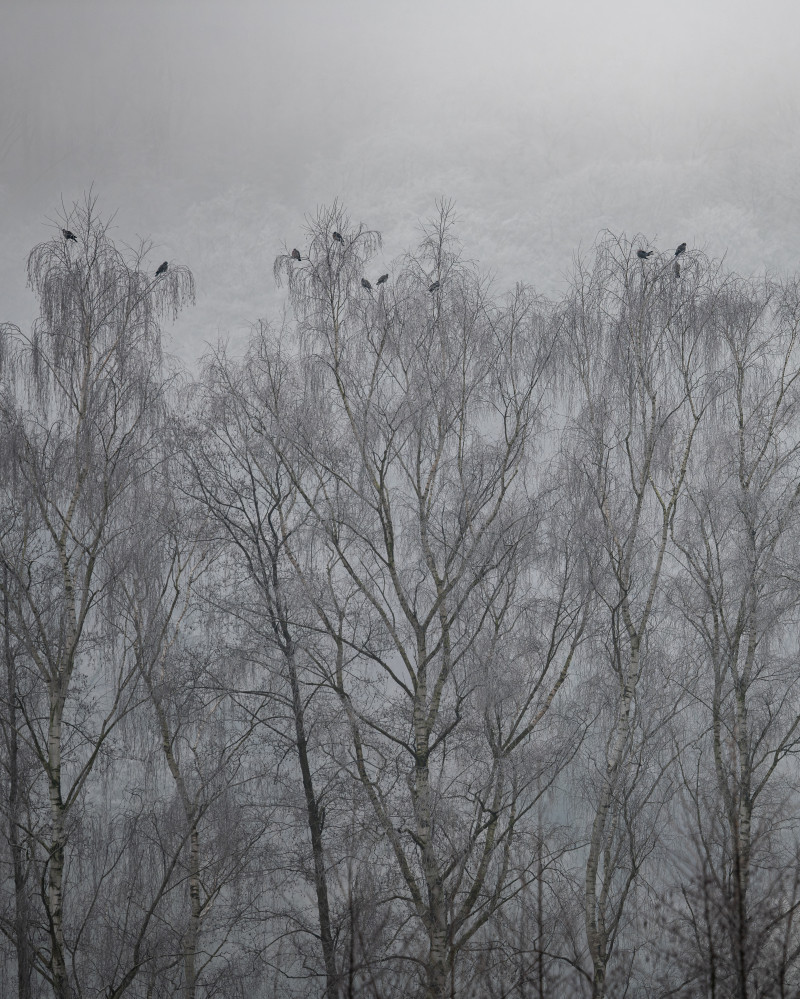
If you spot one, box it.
[3,0,800,361]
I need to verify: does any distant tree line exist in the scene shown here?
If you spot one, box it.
[2,196,800,999]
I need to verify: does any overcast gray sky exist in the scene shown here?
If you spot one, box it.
[3,0,800,361]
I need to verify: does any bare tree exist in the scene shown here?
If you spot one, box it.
[0,560,35,999]
[667,273,800,998]
[563,235,722,997]
[0,195,194,999]
[182,335,350,999]
[265,203,589,999]
[118,489,271,999]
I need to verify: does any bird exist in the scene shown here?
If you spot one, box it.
[62,229,77,242]
[675,242,687,256]
[361,277,372,291]
[156,261,168,276]
[376,273,389,286]
[673,261,681,278]
[637,250,654,259]
[291,248,301,261]
[429,280,440,292]
[332,231,344,243]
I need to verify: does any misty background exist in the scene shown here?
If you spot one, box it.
[2,0,800,363]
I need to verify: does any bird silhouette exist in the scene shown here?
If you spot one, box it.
[361,278,372,291]
[156,261,168,276]
[376,273,389,286]
[675,242,687,256]
[62,229,77,242]
[673,262,681,278]
[333,231,344,244]
[429,280,440,292]
[291,248,301,261]
[637,250,654,259]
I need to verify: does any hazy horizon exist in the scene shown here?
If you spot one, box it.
[3,0,800,362]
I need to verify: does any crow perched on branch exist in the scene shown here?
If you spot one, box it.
[429,280,440,292]
[637,250,654,259]
[332,231,344,243]
[361,278,372,291]
[675,242,687,256]
[376,273,389,286]
[156,261,168,276]
[62,229,77,242]
[291,248,301,261]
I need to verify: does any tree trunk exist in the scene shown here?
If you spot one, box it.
[146,680,206,999]
[536,839,544,999]
[584,640,640,999]
[425,921,449,999]
[4,576,34,999]
[183,824,201,999]
[591,962,606,999]
[48,690,72,999]
[286,644,339,999]
[412,688,448,999]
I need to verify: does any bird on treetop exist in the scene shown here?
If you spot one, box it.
[675,242,687,256]
[637,250,654,259]
[361,277,372,291]
[62,229,77,242]
[376,273,389,286]
[333,231,344,243]
[291,248,301,261]
[156,261,168,276]
[429,280,440,292]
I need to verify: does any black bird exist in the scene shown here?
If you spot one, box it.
[361,277,372,291]
[675,242,687,257]
[637,250,654,259]
[291,248,301,261]
[62,229,77,242]
[156,261,168,276]
[428,280,440,292]
[376,273,389,286]
[333,231,344,243]
[673,261,681,279]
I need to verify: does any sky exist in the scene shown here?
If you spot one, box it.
[2,0,800,364]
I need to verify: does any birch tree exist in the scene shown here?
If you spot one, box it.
[265,203,589,999]
[0,196,194,999]
[129,440,296,999]
[563,236,722,997]
[0,552,35,999]
[667,274,800,998]
[183,331,364,999]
